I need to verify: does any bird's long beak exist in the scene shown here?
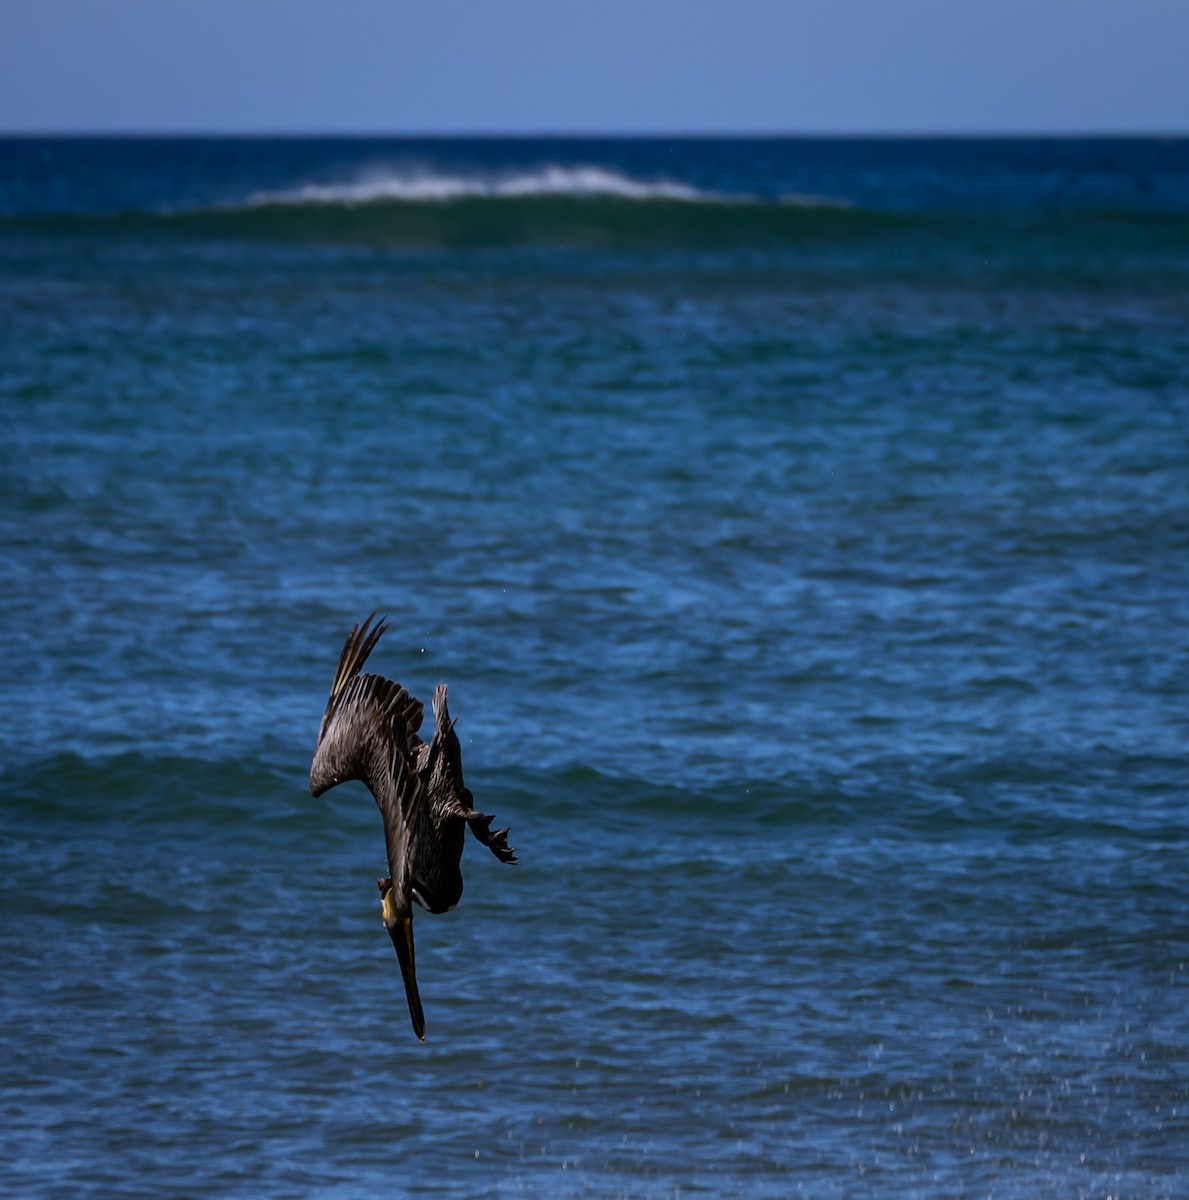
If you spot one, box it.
[387,911,426,1042]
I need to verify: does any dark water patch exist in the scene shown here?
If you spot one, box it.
[2,202,1187,279]
[1,751,308,832]
[0,193,905,250]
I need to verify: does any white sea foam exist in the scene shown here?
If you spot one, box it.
[246,164,740,207]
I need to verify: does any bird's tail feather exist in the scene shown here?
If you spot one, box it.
[316,613,388,744]
[330,613,387,706]
[317,613,424,745]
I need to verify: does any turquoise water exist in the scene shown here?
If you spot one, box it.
[2,137,1188,1197]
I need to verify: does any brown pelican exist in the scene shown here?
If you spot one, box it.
[309,613,516,1040]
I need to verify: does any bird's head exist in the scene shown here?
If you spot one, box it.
[377,877,408,932]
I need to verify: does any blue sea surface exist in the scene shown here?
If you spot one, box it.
[2,137,1188,1197]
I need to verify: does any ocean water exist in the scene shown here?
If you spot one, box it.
[2,136,1188,1198]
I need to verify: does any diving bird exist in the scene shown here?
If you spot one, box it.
[309,613,516,1040]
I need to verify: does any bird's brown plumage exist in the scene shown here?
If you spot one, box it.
[309,613,516,1041]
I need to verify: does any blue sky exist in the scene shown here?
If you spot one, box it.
[2,0,1187,134]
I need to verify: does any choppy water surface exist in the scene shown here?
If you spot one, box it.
[2,137,1188,1197]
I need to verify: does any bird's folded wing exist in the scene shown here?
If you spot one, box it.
[313,668,425,880]
[381,741,423,891]
[427,681,516,863]
[311,614,425,869]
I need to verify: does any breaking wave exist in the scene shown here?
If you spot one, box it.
[0,162,928,248]
[245,163,742,207]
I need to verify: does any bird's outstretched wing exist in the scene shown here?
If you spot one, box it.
[310,614,424,887]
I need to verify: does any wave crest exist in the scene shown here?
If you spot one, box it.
[247,163,740,207]
[0,164,870,248]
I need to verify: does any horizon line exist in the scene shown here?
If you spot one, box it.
[2,128,1187,141]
